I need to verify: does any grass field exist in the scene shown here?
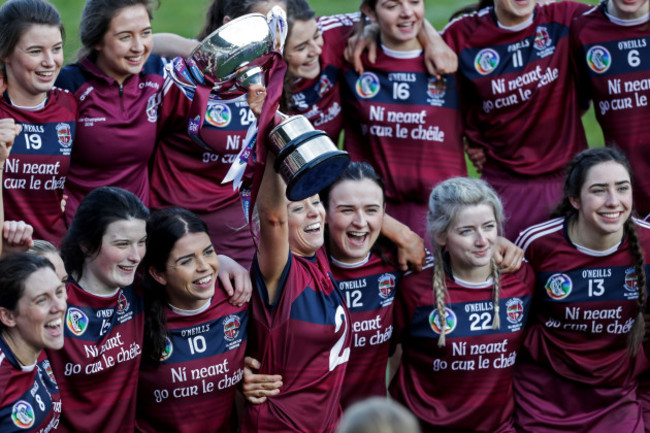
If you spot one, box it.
[53,0,604,149]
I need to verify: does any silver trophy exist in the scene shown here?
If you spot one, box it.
[166,13,349,201]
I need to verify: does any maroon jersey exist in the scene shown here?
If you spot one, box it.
[287,14,355,140]
[443,2,589,177]
[46,280,144,433]
[0,88,76,246]
[330,252,403,408]
[571,2,650,215]
[55,55,165,221]
[513,217,650,432]
[242,249,351,433]
[389,260,534,433]
[152,56,255,213]
[342,49,465,207]
[136,288,248,433]
[0,343,61,433]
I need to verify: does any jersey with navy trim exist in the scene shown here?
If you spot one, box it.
[0,342,61,433]
[515,217,650,386]
[330,252,403,408]
[45,280,144,433]
[570,2,650,215]
[55,55,165,221]
[241,248,351,433]
[443,2,589,176]
[288,14,355,141]
[151,56,257,213]
[389,261,534,433]
[342,50,465,205]
[0,88,76,246]
[136,289,248,433]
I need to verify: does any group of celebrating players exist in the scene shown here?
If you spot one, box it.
[0,0,649,432]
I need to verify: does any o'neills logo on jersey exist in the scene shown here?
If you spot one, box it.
[160,336,173,362]
[545,273,572,300]
[11,401,35,429]
[42,359,57,384]
[624,267,639,292]
[429,307,457,335]
[206,103,232,128]
[66,307,89,336]
[355,72,380,98]
[474,48,499,75]
[56,123,72,147]
[116,290,130,315]
[506,298,524,324]
[586,46,611,74]
[318,75,333,97]
[223,315,241,341]
[377,273,396,298]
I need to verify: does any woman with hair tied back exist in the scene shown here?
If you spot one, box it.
[0,0,76,246]
[55,0,166,222]
[389,177,535,433]
[0,253,66,432]
[514,147,650,433]
[48,186,149,433]
[136,208,249,433]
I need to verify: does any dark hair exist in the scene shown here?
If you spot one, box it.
[142,208,210,363]
[280,0,316,111]
[61,186,149,281]
[196,0,286,40]
[450,0,493,21]
[552,147,646,354]
[78,0,158,59]
[0,254,55,330]
[321,161,385,210]
[0,0,64,70]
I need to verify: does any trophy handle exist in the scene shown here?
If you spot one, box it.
[165,62,197,91]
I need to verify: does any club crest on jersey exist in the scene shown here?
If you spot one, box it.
[377,273,396,299]
[116,290,130,315]
[223,314,241,341]
[206,103,232,127]
[545,273,572,300]
[533,26,554,58]
[318,75,333,97]
[429,307,457,335]
[146,93,159,123]
[624,267,639,292]
[505,298,524,324]
[56,123,72,147]
[188,115,201,134]
[586,46,611,74]
[160,336,173,362]
[474,48,499,75]
[42,359,57,384]
[426,76,446,107]
[12,401,35,429]
[66,307,89,336]
[356,72,380,98]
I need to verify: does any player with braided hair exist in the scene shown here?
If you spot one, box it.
[390,177,534,433]
[514,147,649,432]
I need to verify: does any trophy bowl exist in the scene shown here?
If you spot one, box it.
[270,116,350,201]
[186,13,274,92]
